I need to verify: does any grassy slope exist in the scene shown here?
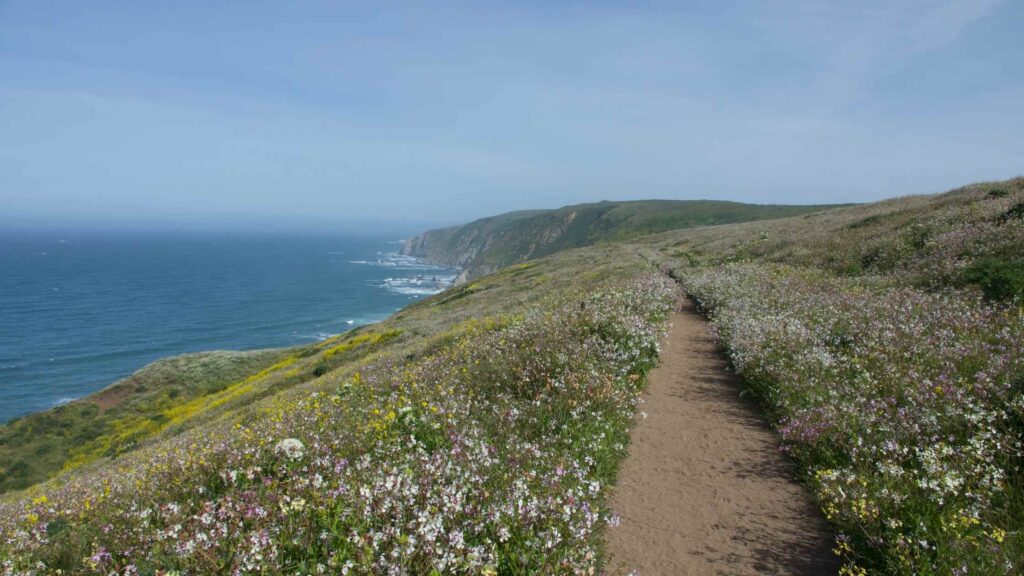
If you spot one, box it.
[0,330,421,495]
[0,349,289,493]
[1,242,675,574]
[404,199,849,279]
[636,176,1024,574]
[0,243,650,497]
[3,176,1021,573]
[640,177,1024,297]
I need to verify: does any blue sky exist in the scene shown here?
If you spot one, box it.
[1,1,1022,229]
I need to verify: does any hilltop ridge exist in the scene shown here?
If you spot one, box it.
[402,199,846,281]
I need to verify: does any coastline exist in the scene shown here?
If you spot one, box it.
[0,235,458,425]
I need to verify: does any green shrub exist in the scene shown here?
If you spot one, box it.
[999,202,1024,224]
[988,189,1009,198]
[903,224,932,250]
[961,257,1024,301]
[848,214,883,229]
[296,345,319,358]
[312,360,330,377]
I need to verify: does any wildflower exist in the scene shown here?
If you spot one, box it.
[274,438,305,460]
[0,273,682,575]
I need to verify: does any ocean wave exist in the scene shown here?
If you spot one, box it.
[290,331,336,343]
[339,314,390,327]
[371,274,457,297]
[292,318,384,342]
[392,286,449,296]
[353,252,459,297]
[349,251,453,271]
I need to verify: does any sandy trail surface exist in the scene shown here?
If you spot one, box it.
[604,299,838,575]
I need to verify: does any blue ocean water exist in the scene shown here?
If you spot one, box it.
[0,231,456,423]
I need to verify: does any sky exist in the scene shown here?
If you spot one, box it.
[1,1,1022,230]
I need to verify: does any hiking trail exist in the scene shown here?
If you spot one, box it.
[604,299,839,575]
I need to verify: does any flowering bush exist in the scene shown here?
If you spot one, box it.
[681,264,1023,575]
[0,273,680,575]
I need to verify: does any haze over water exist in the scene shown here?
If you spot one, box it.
[0,231,456,423]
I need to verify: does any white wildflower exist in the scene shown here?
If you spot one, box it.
[275,438,305,460]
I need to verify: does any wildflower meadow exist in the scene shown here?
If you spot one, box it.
[657,177,1024,575]
[4,177,1022,575]
[679,264,1022,574]
[0,273,680,575]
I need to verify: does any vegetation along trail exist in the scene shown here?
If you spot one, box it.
[605,298,838,575]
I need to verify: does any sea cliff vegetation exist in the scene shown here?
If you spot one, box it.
[0,244,681,574]
[0,350,289,493]
[402,199,847,281]
[1,177,1022,575]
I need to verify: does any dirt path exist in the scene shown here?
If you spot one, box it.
[604,299,838,575]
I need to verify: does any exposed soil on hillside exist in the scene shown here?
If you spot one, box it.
[90,379,136,414]
[604,299,838,575]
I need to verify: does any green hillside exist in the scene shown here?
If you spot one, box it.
[0,349,291,493]
[644,176,1024,298]
[644,176,1024,573]
[1,241,676,575]
[402,199,848,281]
[1,177,1021,575]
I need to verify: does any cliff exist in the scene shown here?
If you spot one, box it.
[403,199,846,281]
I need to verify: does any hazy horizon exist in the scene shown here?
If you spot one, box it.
[0,212,441,236]
[3,1,1023,230]
[0,195,854,235]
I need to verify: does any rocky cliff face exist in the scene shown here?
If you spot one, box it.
[402,225,491,268]
[402,211,571,282]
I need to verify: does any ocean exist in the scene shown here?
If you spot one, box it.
[0,230,456,423]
